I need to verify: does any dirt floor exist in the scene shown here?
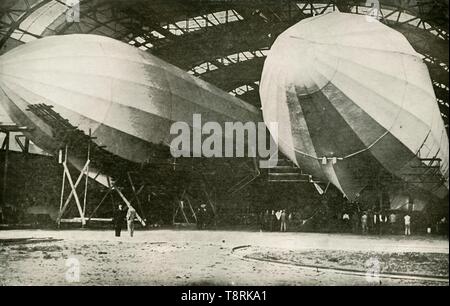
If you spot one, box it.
[243,248,448,277]
[0,229,448,286]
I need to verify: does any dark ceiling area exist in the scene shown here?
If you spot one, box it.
[0,0,448,127]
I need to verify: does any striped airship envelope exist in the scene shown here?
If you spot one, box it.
[260,12,449,200]
[0,34,261,166]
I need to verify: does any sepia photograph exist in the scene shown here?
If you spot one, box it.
[0,0,448,289]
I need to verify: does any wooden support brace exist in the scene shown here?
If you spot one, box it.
[56,160,90,225]
[185,194,197,222]
[57,160,90,219]
[179,200,190,224]
[62,162,86,225]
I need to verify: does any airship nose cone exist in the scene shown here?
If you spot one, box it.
[260,12,449,200]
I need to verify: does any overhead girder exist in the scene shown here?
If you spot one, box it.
[426,64,449,90]
[231,0,448,32]
[201,58,265,92]
[2,1,448,47]
[434,85,450,104]
[393,24,448,62]
[124,0,234,23]
[151,22,276,69]
[0,0,52,53]
[2,1,447,62]
[142,2,449,75]
[169,7,447,64]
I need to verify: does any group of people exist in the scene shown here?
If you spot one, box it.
[341,210,435,236]
[357,211,410,235]
[113,204,137,237]
[111,201,448,238]
[260,209,291,232]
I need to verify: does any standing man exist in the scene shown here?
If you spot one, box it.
[275,210,282,231]
[361,212,368,234]
[126,206,137,237]
[342,212,350,233]
[404,213,411,236]
[280,209,287,232]
[114,204,126,237]
[197,204,207,230]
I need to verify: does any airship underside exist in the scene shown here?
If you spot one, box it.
[285,81,448,199]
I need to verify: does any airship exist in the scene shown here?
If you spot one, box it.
[0,34,262,187]
[260,12,449,201]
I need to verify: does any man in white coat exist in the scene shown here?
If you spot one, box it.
[126,206,137,237]
[404,214,411,236]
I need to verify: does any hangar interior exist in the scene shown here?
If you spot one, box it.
[0,0,448,232]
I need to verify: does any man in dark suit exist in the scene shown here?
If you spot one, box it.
[114,204,126,237]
